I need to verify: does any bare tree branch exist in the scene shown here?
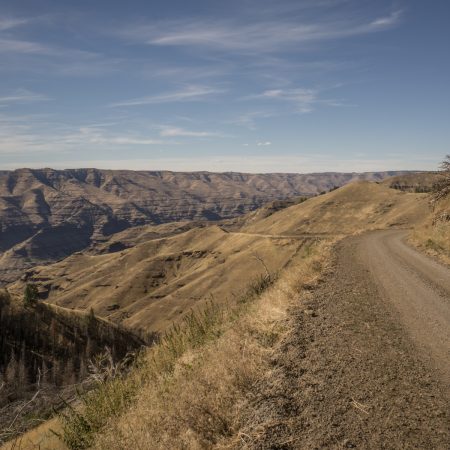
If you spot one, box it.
[431,155,450,207]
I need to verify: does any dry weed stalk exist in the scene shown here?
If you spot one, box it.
[431,155,450,207]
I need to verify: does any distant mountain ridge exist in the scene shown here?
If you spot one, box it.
[0,168,415,284]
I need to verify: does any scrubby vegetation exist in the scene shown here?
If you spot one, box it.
[4,176,440,448]
[411,156,450,263]
[431,155,450,205]
[390,182,433,193]
[57,275,275,449]
[56,240,330,449]
[0,290,144,445]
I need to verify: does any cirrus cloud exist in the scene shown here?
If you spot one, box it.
[159,126,222,138]
[122,10,403,54]
[109,85,225,107]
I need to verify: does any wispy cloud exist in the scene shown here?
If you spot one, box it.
[247,87,347,114]
[257,141,272,146]
[369,10,403,29]
[0,17,121,76]
[0,17,30,32]
[0,38,54,55]
[0,120,171,155]
[228,111,276,130]
[64,126,167,146]
[257,88,318,113]
[110,85,224,107]
[123,10,402,54]
[0,89,50,106]
[159,126,220,138]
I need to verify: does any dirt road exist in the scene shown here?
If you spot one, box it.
[362,230,450,384]
[243,230,450,449]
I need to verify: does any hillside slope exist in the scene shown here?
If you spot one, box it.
[2,178,438,450]
[241,181,428,235]
[10,226,306,332]
[0,169,412,285]
[9,181,429,335]
[411,192,450,264]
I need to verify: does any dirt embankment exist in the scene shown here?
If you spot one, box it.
[242,230,449,449]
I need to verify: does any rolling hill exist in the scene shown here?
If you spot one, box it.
[8,180,429,334]
[240,181,429,236]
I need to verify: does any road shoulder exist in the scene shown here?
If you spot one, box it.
[239,234,449,449]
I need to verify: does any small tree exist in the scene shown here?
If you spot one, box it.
[0,289,10,309]
[431,155,450,206]
[23,283,39,307]
[85,308,97,337]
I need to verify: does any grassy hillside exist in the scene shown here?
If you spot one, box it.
[8,182,429,334]
[241,181,428,235]
[47,238,333,450]
[384,172,439,192]
[9,226,308,333]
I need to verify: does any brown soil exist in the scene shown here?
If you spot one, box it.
[241,230,449,449]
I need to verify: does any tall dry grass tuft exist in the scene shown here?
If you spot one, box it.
[412,155,450,264]
[410,187,450,265]
[411,222,450,265]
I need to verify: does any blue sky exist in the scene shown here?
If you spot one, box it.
[0,0,448,172]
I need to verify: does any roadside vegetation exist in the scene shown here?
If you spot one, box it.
[52,239,331,450]
[431,155,450,205]
[411,155,450,264]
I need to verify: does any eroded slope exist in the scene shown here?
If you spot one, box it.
[10,226,306,332]
[0,169,412,284]
[9,182,429,334]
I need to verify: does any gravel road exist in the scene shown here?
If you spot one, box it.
[362,230,450,386]
[243,230,450,449]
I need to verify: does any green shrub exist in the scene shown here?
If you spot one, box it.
[23,284,39,307]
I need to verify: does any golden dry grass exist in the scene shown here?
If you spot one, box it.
[9,226,305,333]
[409,195,450,265]
[0,418,66,450]
[8,182,429,335]
[86,239,332,450]
[242,181,429,236]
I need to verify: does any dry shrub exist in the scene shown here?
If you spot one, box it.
[410,165,450,265]
[410,222,450,265]
[431,155,450,206]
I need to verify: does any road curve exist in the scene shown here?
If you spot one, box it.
[361,230,450,384]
